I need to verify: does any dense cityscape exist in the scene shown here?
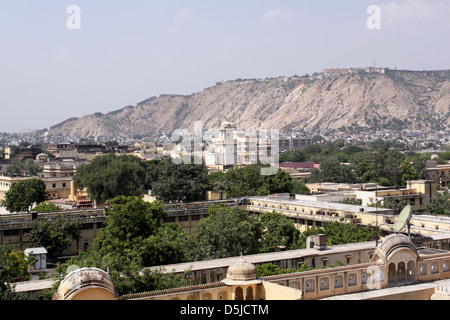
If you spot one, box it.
[1,1,450,313]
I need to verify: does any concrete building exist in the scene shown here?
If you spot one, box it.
[279,137,312,153]
[305,180,438,212]
[426,163,450,188]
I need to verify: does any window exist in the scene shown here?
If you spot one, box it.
[163,217,176,223]
[431,262,439,274]
[319,278,329,291]
[3,229,20,237]
[361,272,368,284]
[334,275,343,289]
[305,279,315,293]
[348,273,357,286]
[443,260,449,273]
[419,263,427,276]
[80,223,93,230]
[179,216,189,222]
[52,183,56,188]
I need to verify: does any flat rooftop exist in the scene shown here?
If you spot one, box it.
[149,241,378,274]
[321,278,450,300]
[249,197,393,214]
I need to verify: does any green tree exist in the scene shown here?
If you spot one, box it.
[44,196,193,297]
[33,202,62,213]
[307,160,356,184]
[5,160,23,175]
[256,262,312,277]
[4,178,47,213]
[24,159,42,176]
[0,245,33,300]
[91,196,193,271]
[74,154,147,204]
[290,180,310,196]
[190,205,263,260]
[426,190,450,215]
[398,160,419,186]
[382,198,412,215]
[259,211,301,253]
[150,160,210,203]
[26,215,81,257]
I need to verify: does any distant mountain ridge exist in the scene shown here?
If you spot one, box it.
[47,69,450,138]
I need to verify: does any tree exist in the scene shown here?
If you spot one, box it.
[24,159,42,176]
[4,178,47,213]
[26,215,81,257]
[426,190,450,215]
[256,262,312,277]
[92,196,190,271]
[190,204,263,260]
[43,196,194,297]
[5,160,23,175]
[150,160,210,203]
[73,154,147,204]
[382,197,412,215]
[259,212,301,253]
[307,160,356,184]
[33,202,62,213]
[290,180,310,196]
[398,160,419,186]
[213,165,296,198]
[0,245,33,300]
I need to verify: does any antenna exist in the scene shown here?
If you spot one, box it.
[395,205,412,236]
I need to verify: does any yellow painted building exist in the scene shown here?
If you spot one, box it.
[51,234,450,301]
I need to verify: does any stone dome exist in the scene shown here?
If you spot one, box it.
[378,234,417,259]
[54,267,117,300]
[226,257,258,282]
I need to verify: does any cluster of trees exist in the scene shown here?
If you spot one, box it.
[4,159,42,176]
[42,197,376,297]
[280,139,437,187]
[73,155,310,205]
[209,164,309,198]
[73,155,211,204]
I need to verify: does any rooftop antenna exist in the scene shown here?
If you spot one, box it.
[395,205,412,237]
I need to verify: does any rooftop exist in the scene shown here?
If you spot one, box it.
[249,197,393,214]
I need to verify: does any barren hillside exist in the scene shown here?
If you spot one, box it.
[48,69,450,138]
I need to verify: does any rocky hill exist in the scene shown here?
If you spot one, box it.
[48,69,450,138]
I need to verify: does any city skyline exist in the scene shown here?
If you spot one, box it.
[1,0,449,132]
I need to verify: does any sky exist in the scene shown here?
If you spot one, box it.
[0,0,449,133]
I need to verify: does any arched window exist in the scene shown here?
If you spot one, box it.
[407,260,416,282]
[235,287,244,300]
[246,287,254,300]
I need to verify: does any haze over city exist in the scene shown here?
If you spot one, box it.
[0,0,449,132]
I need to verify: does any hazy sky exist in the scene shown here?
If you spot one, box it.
[1,0,449,132]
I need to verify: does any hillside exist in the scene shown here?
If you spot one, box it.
[48,69,450,138]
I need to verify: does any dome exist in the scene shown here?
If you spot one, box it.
[226,257,258,282]
[378,234,417,259]
[54,267,117,300]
